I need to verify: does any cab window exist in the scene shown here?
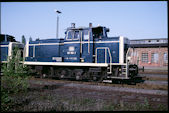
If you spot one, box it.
[66,30,80,40]
[74,31,80,39]
[92,27,103,39]
[83,30,89,40]
[67,30,73,39]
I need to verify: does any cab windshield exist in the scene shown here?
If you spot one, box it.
[67,30,80,40]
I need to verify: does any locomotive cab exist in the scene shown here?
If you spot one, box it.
[1,34,24,76]
[63,24,111,63]
[0,34,24,63]
[92,26,109,39]
[63,24,94,63]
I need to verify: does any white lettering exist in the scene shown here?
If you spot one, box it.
[52,57,62,62]
[64,57,77,60]
[69,46,75,51]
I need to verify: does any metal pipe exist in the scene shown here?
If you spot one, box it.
[54,9,61,38]
[57,15,59,38]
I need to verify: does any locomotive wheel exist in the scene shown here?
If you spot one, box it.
[93,76,97,81]
[98,68,107,82]
[42,74,47,78]
[81,71,90,81]
[75,75,80,80]
[115,67,119,77]
[58,69,66,79]
[74,70,83,80]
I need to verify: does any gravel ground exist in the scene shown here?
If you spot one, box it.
[139,74,168,78]
[23,78,168,111]
[28,77,168,97]
[138,70,168,75]
[4,75,168,111]
[64,82,168,95]
[144,80,168,86]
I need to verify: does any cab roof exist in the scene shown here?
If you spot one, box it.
[66,26,105,31]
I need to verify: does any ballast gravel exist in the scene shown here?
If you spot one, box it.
[64,83,168,95]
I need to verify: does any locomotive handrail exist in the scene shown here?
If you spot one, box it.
[88,31,90,54]
[107,48,112,74]
[125,47,132,78]
[80,31,82,53]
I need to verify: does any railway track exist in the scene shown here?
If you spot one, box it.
[30,73,168,91]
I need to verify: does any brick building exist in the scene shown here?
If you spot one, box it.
[129,38,168,71]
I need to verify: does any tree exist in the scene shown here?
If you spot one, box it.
[22,35,26,45]
[29,36,32,42]
[1,47,30,111]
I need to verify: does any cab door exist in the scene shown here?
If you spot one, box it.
[80,29,93,63]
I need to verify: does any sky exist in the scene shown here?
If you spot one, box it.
[1,1,168,42]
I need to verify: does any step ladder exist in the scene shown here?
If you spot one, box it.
[107,64,112,74]
[121,65,126,76]
[121,64,128,78]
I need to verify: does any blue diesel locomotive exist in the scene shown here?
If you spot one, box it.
[0,34,24,63]
[23,23,138,81]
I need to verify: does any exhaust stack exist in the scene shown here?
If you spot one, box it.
[71,23,75,28]
[89,23,92,27]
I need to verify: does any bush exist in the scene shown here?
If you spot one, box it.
[1,47,30,111]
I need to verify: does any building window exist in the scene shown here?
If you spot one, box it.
[151,53,159,63]
[142,53,148,63]
[164,53,168,64]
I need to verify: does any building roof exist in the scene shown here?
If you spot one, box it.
[130,43,168,48]
[130,38,168,48]
[130,38,167,41]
